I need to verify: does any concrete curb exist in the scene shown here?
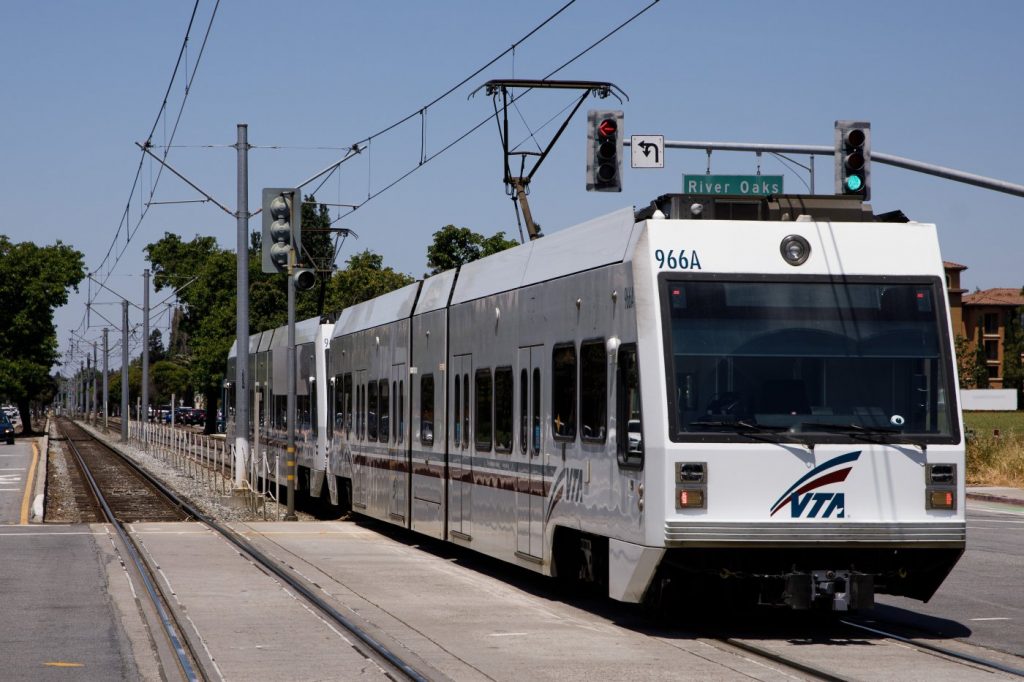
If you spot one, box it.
[966,491,1024,507]
[30,418,50,522]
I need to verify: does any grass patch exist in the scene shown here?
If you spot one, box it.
[964,411,1024,486]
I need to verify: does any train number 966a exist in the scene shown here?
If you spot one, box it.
[655,248,702,270]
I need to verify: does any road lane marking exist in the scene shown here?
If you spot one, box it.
[44,662,85,668]
[20,441,39,524]
[970,617,1010,621]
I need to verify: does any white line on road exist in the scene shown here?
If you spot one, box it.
[970,617,1011,621]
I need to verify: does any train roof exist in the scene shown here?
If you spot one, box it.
[450,207,636,306]
[331,281,422,339]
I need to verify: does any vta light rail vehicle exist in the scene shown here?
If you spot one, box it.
[227,193,965,611]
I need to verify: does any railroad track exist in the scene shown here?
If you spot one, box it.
[62,419,428,682]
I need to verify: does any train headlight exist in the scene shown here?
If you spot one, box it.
[780,235,810,266]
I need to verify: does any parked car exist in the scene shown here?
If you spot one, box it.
[1,412,15,444]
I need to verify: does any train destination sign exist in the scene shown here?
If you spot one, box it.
[683,174,784,196]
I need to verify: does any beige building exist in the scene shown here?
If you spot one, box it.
[944,261,1024,389]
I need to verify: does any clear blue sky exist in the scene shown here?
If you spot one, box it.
[2,1,1022,370]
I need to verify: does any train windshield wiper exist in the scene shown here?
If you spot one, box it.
[687,419,790,444]
[793,421,902,444]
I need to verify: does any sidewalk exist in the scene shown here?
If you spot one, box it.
[967,486,1024,507]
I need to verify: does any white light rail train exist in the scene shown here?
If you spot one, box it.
[227,194,965,611]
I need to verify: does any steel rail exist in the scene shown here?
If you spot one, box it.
[841,619,1024,678]
[60,422,200,682]
[718,637,853,682]
[75,420,429,682]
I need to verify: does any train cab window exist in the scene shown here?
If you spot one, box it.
[453,376,461,448]
[367,380,378,441]
[343,374,353,437]
[475,369,493,451]
[519,369,528,454]
[310,380,318,437]
[552,344,577,441]
[421,374,434,446]
[494,367,513,452]
[379,379,389,444]
[616,343,643,467]
[580,339,607,442]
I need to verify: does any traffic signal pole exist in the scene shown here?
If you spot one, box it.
[653,138,1024,198]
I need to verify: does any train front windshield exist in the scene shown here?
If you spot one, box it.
[663,277,958,443]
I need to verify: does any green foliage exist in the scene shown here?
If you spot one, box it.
[0,236,85,432]
[325,250,414,312]
[973,319,989,389]
[955,335,981,389]
[426,225,518,275]
[1003,306,1024,395]
[150,360,190,405]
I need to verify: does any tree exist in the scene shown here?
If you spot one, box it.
[1002,305,1024,401]
[325,250,414,312]
[148,329,166,364]
[0,237,85,433]
[954,335,981,389]
[973,319,989,389]
[151,360,190,406]
[425,225,518,275]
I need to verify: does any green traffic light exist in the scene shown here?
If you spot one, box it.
[845,174,864,192]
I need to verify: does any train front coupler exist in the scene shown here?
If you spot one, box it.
[784,569,874,611]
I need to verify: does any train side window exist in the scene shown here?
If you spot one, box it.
[532,368,541,453]
[616,343,643,467]
[398,379,404,444]
[332,374,343,438]
[519,368,528,454]
[343,374,352,437]
[421,374,434,446]
[462,374,470,451]
[494,367,513,452]
[379,379,389,444]
[392,380,398,444]
[475,368,493,451]
[453,376,461,448]
[580,339,607,443]
[357,384,364,440]
[552,343,577,441]
[367,380,378,441]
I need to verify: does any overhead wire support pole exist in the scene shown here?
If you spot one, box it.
[657,139,1024,198]
[234,124,250,489]
[121,301,130,443]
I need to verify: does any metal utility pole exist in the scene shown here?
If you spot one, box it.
[102,328,109,429]
[285,263,297,521]
[79,361,84,417]
[92,342,98,424]
[234,123,251,488]
[142,268,150,440]
[121,300,129,443]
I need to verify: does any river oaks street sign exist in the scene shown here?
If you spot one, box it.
[683,174,784,196]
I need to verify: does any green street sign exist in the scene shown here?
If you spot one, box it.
[683,174,783,196]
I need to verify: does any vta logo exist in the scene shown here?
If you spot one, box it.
[769,452,861,518]
[790,492,845,518]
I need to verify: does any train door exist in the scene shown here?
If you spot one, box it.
[516,345,545,561]
[450,353,472,540]
[352,368,368,510]
[389,362,407,524]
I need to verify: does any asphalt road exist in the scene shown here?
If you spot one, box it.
[0,437,34,524]
[876,499,1024,659]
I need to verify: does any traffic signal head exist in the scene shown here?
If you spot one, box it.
[587,109,623,192]
[261,188,302,274]
[293,268,316,292]
[834,121,871,200]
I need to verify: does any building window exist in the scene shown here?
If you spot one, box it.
[988,364,1000,379]
[985,340,999,361]
[984,312,1000,335]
